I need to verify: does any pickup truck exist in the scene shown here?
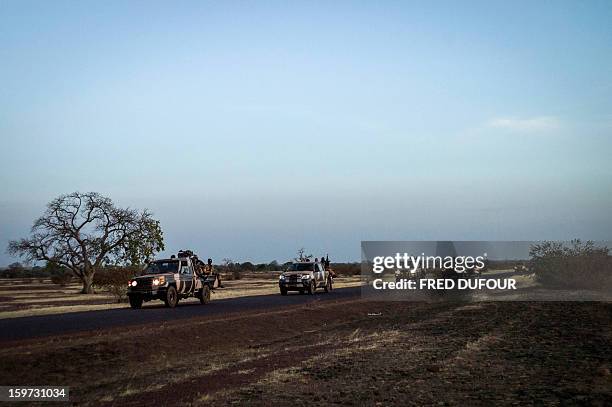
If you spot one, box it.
[279,261,332,295]
[127,254,216,309]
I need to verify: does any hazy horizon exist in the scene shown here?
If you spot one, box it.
[2,1,612,266]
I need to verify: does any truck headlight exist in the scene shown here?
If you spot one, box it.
[152,276,165,286]
[129,280,137,287]
[279,275,285,281]
[301,274,311,279]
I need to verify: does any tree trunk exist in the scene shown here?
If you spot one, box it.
[81,272,95,294]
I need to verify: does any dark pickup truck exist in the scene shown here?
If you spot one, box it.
[127,255,216,309]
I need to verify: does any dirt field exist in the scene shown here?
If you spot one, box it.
[1,298,610,406]
[0,275,362,319]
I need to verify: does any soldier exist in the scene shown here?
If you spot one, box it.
[325,255,335,278]
[204,258,213,274]
[194,258,206,277]
[205,258,224,289]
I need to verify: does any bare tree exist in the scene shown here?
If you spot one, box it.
[295,247,313,262]
[7,192,164,293]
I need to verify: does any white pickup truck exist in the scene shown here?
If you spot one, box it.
[278,261,333,295]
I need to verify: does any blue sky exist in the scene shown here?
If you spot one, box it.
[1,1,611,265]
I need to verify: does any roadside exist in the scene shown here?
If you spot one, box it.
[1,299,610,406]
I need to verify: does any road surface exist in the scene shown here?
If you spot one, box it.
[0,287,361,342]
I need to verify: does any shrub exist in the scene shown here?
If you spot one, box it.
[240,262,255,272]
[93,266,139,302]
[50,271,73,286]
[0,262,39,278]
[223,268,242,280]
[0,269,16,278]
[220,259,243,280]
[43,261,73,286]
[530,240,612,289]
[331,263,361,276]
[8,262,23,271]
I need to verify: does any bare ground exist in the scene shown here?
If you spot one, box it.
[0,298,610,406]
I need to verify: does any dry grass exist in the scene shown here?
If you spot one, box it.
[220,302,612,406]
[2,300,609,406]
[0,297,371,405]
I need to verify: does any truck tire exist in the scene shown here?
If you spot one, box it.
[308,281,316,295]
[164,286,178,308]
[129,296,143,309]
[200,286,210,304]
[280,287,287,296]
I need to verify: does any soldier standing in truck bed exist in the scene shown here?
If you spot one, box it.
[204,258,224,288]
[324,255,335,278]
[194,258,206,276]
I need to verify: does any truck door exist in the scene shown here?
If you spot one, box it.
[315,263,324,287]
[322,262,328,285]
[179,262,194,293]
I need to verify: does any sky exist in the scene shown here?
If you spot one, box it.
[1,0,611,265]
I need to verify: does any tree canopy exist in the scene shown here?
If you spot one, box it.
[8,192,164,293]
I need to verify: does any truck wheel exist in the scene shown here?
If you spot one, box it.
[129,296,143,309]
[308,281,316,295]
[200,286,210,304]
[280,287,287,296]
[164,286,178,308]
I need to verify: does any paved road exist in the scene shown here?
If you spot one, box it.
[0,287,361,342]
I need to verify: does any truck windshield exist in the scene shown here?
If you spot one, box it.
[290,263,315,272]
[144,261,179,274]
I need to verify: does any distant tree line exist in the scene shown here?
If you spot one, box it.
[1,259,362,280]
